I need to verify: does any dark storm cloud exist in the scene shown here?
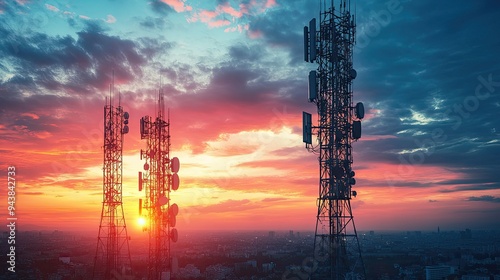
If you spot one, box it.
[0,16,174,160]
[228,43,262,62]
[149,0,174,15]
[203,64,306,107]
[137,37,173,59]
[139,16,167,29]
[243,0,500,197]
[344,0,500,192]
[157,44,308,152]
[467,195,500,203]
[439,184,500,194]
[247,1,313,65]
[0,19,173,103]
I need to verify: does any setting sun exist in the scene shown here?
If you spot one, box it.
[137,216,147,228]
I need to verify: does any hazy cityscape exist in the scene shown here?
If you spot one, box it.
[2,228,499,280]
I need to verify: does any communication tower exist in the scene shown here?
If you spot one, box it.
[302,0,366,279]
[138,90,180,280]
[93,84,132,279]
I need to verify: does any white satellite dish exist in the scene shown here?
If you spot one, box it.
[171,157,180,173]
[172,173,179,191]
[171,228,178,242]
[122,126,129,134]
[123,112,130,119]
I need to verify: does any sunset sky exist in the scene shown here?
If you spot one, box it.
[0,0,499,235]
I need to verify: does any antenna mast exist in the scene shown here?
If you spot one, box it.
[139,90,180,280]
[93,79,132,279]
[302,0,366,279]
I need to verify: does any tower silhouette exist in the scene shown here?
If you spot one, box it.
[93,85,132,279]
[138,91,180,280]
[302,0,366,279]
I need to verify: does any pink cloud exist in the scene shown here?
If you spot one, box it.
[188,1,277,30]
[188,10,218,24]
[208,19,231,28]
[217,2,243,18]
[265,0,277,8]
[199,10,218,21]
[247,29,262,39]
[21,113,40,120]
[15,0,29,5]
[104,14,116,23]
[161,0,192,13]
[224,24,249,33]
[45,4,59,12]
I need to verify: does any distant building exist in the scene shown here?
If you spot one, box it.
[425,265,454,280]
[269,231,275,238]
[205,264,232,280]
[59,256,70,264]
[262,262,276,273]
[460,229,472,239]
[234,260,257,274]
[462,275,489,280]
[178,264,201,279]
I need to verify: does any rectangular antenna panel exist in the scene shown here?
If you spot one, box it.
[140,117,145,136]
[303,111,312,144]
[309,18,316,61]
[352,121,362,139]
[308,71,317,102]
[303,26,309,62]
[139,171,143,191]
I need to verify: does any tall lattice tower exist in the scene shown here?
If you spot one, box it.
[93,86,132,279]
[138,91,180,280]
[302,0,365,279]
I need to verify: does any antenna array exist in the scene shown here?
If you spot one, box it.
[138,90,180,280]
[302,0,366,279]
[93,82,132,279]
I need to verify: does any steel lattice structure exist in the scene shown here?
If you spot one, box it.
[93,95,132,280]
[139,93,179,280]
[303,1,365,279]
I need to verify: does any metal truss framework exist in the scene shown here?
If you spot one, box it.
[139,93,179,280]
[93,97,132,280]
[304,1,366,279]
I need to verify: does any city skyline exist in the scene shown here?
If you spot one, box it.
[0,0,499,234]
